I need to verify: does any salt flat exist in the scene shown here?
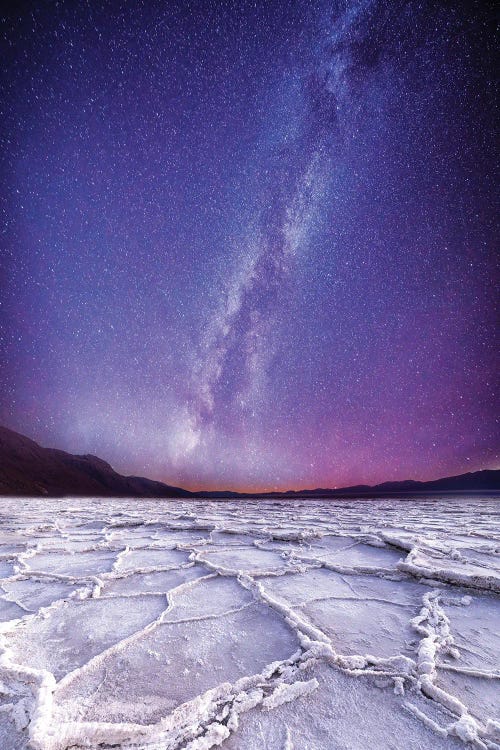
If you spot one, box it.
[0,496,498,749]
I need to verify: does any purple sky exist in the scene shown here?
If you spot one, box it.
[1,1,498,491]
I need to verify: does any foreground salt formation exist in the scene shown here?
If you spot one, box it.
[0,496,498,749]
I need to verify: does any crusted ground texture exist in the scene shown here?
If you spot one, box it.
[0,496,498,749]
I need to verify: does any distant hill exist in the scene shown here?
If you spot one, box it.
[277,471,500,497]
[196,470,500,499]
[0,426,190,497]
[0,425,498,498]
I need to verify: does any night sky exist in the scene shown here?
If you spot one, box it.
[1,1,498,491]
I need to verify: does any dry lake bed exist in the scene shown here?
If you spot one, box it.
[0,496,498,750]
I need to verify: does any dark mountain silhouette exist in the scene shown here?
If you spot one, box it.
[0,425,498,498]
[0,426,190,497]
[275,472,500,497]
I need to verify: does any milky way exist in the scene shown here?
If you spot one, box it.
[1,1,498,490]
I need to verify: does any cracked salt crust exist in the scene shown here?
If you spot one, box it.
[0,496,498,749]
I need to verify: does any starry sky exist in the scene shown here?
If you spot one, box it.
[1,1,498,491]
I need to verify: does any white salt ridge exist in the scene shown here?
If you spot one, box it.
[399,547,500,593]
[0,496,497,749]
[261,679,319,709]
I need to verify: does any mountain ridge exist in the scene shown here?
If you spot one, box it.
[0,425,498,498]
